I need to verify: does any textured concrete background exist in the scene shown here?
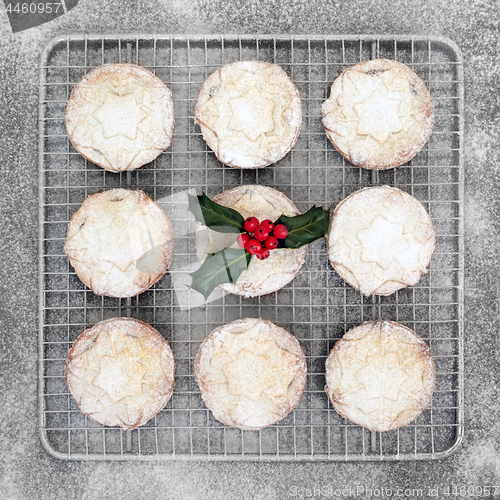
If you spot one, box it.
[0,0,498,498]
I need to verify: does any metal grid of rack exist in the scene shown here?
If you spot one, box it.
[38,34,464,460]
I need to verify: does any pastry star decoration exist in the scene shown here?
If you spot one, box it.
[93,92,148,141]
[93,348,148,404]
[354,350,409,402]
[357,215,409,270]
[96,214,135,272]
[223,348,276,402]
[353,89,403,144]
[228,88,275,142]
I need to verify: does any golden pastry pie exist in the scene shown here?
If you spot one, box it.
[66,317,175,430]
[322,59,434,170]
[64,189,175,298]
[195,185,306,297]
[327,186,435,296]
[66,63,174,172]
[194,318,307,430]
[325,319,435,432]
[194,61,302,168]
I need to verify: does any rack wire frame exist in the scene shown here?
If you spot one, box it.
[38,34,464,461]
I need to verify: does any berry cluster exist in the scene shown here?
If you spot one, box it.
[237,217,289,260]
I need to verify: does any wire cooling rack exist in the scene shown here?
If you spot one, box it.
[38,34,464,460]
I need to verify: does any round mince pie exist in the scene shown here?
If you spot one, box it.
[194,185,306,298]
[66,317,175,430]
[66,63,174,172]
[327,186,435,296]
[325,319,435,432]
[195,318,307,430]
[322,59,434,170]
[194,61,302,169]
[64,189,175,298]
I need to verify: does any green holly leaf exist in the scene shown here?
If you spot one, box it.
[189,247,252,300]
[188,193,245,233]
[276,205,331,249]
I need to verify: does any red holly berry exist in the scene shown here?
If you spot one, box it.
[260,219,274,232]
[237,233,250,248]
[273,224,288,239]
[264,235,279,250]
[254,225,270,242]
[256,248,270,260]
[244,217,259,233]
[246,239,262,255]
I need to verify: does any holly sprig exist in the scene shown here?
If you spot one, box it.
[189,248,252,300]
[187,193,244,233]
[188,193,330,300]
[275,206,331,249]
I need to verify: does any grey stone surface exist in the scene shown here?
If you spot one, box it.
[0,0,499,498]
